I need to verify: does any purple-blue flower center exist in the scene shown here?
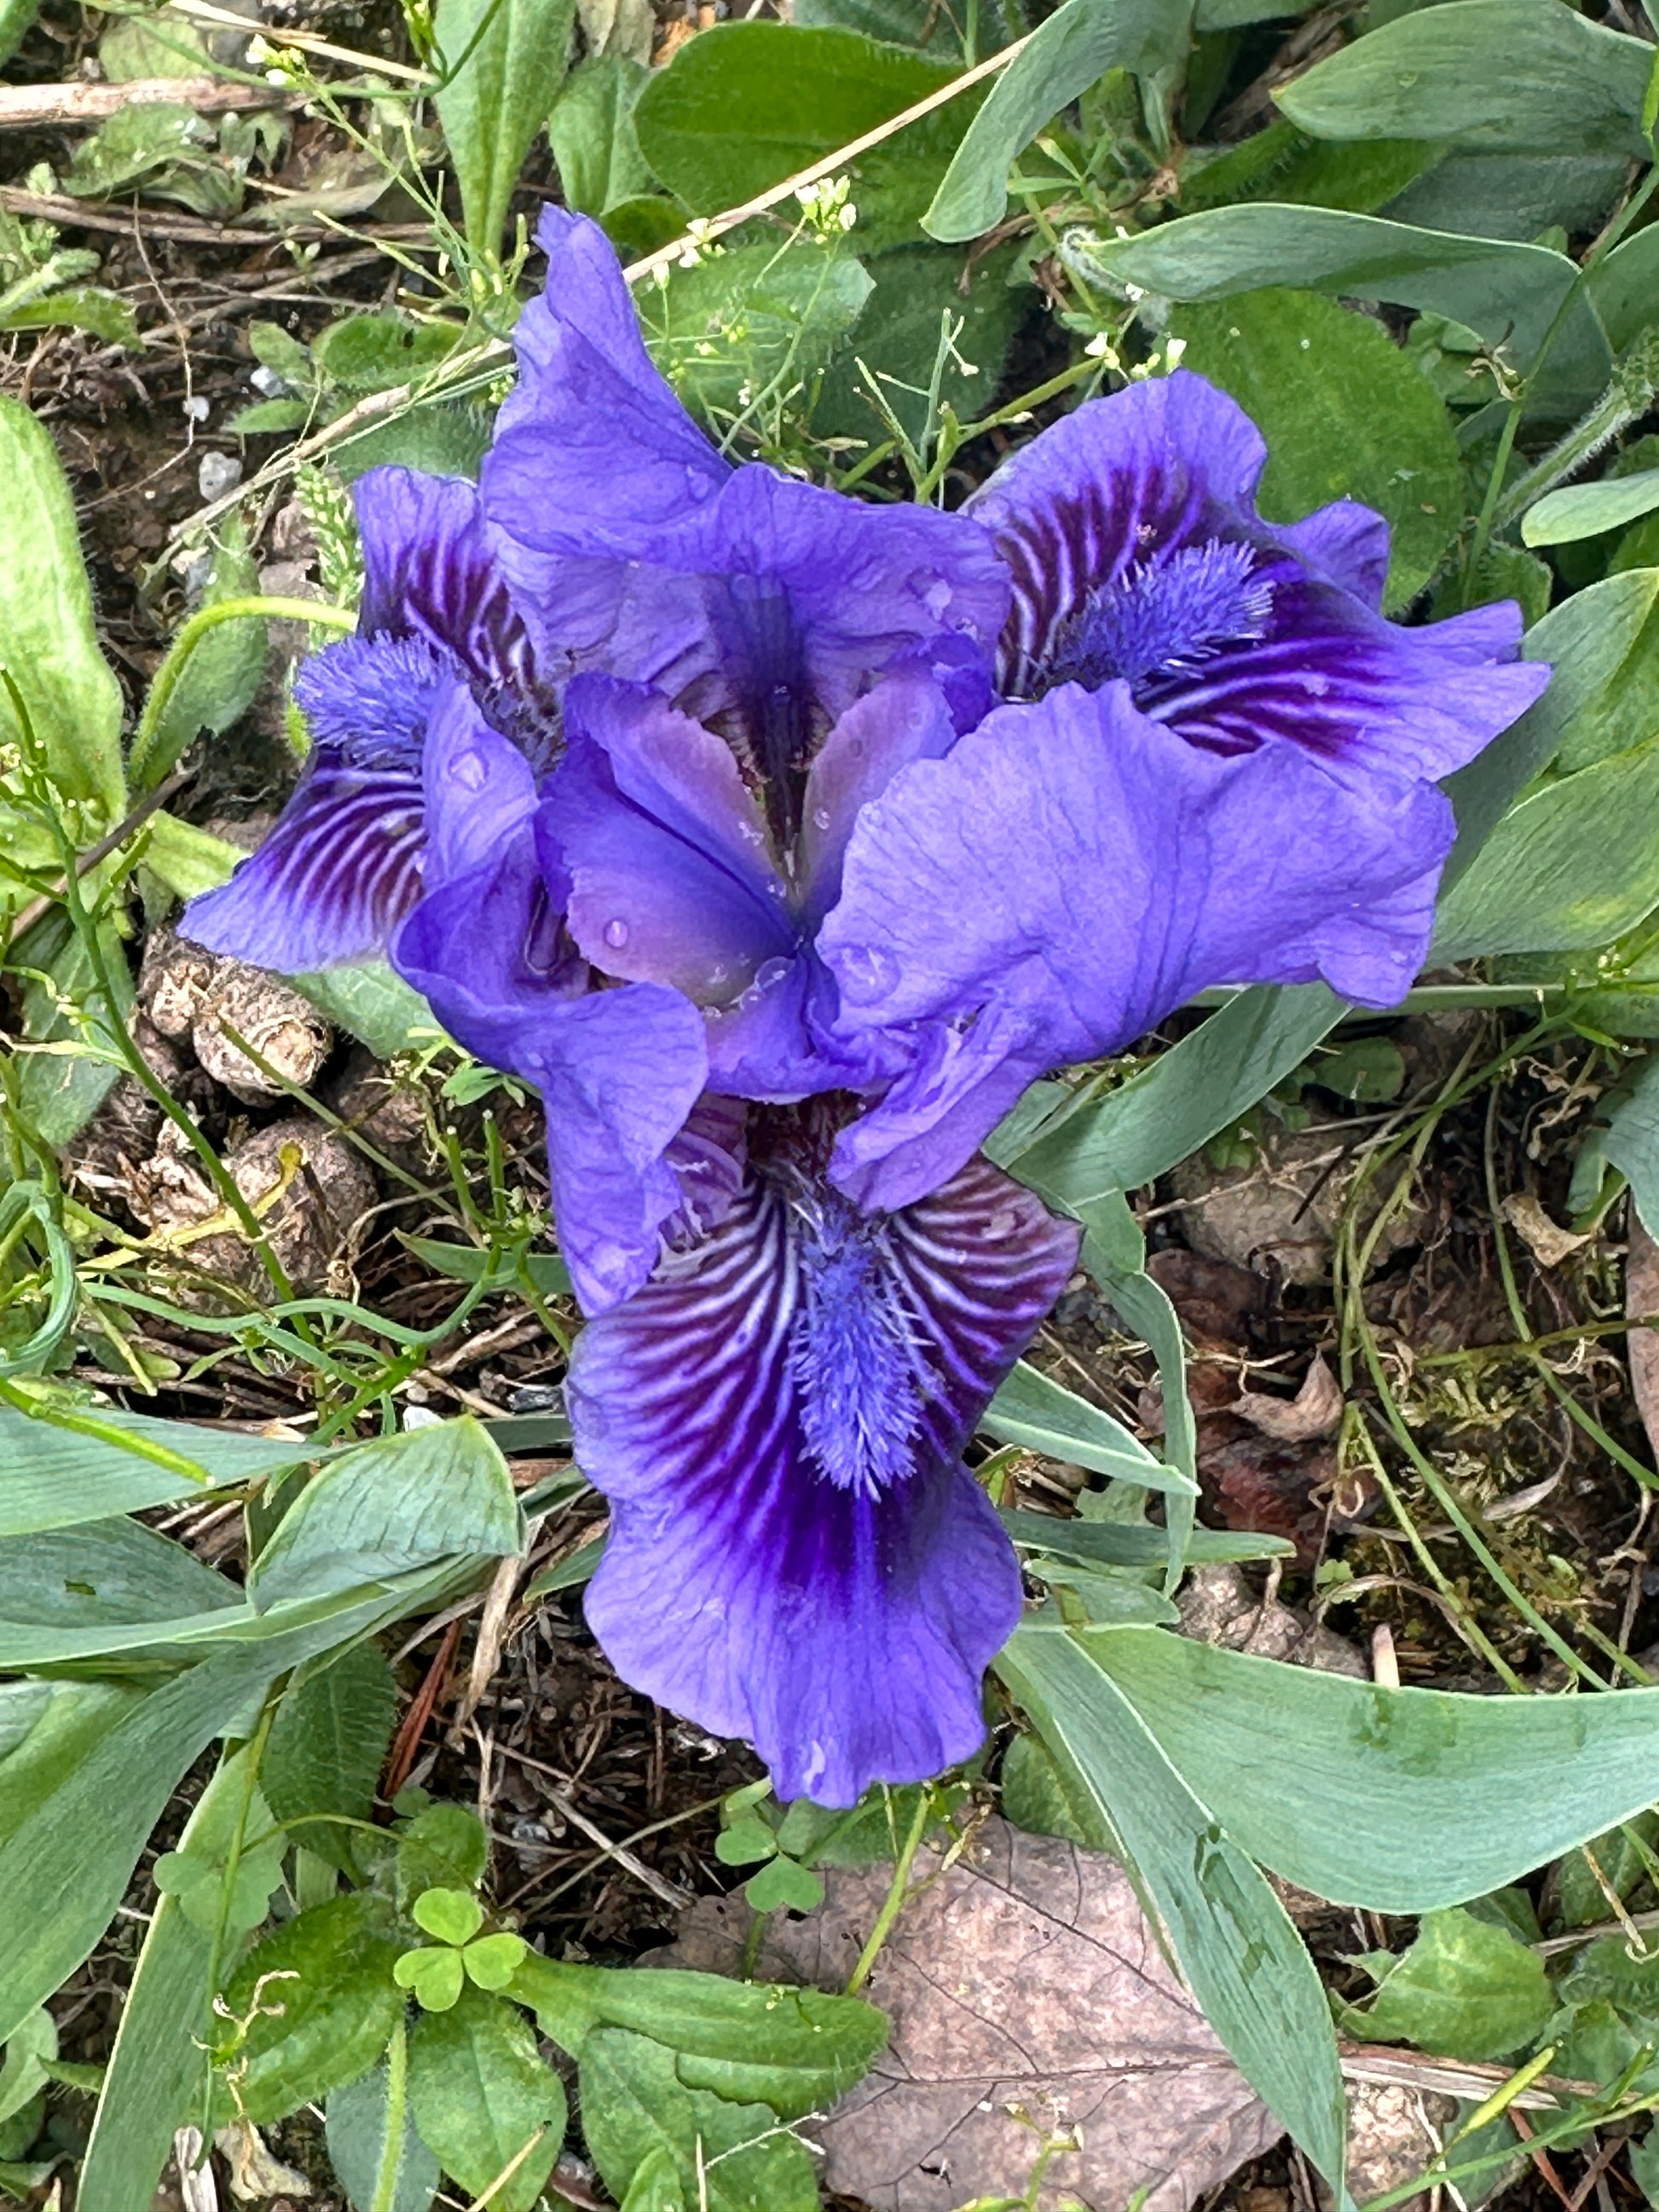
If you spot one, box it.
[789,1196,927,1499]
[1049,539,1276,696]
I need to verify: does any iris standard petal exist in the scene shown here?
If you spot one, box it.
[421,676,540,886]
[484,207,730,563]
[552,676,795,1001]
[572,1139,1078,1805]
[963,369,1549,783]
[821,680,1458,1212]
[182,632,436,970]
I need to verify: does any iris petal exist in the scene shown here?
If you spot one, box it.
[482,213,1009,757]
[552,676,794,1001]
[356,467,558,752]
[965,370,1549,782]
[183,632,435,971]
[822,680,1459,1212]
[394,835,708,1314]
[573,1140,1078,1805]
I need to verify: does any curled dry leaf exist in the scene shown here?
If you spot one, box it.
[1234,1354,1344,1443]
[1501,1193,1592,1270]
[213,2118,313,2202]
[1627,1214,1659,1462]
[659,1817,1282,2212]
[1170,1130,1426,1287]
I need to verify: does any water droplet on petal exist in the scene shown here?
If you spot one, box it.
[451,748,487,792]
[604,918,630,950]
[811,806,832,832]
[737,820,765,845]
[835,944,899,1005]
[756,956,793,990]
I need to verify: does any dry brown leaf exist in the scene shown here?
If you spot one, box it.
[661,1818,1282,2211]
[213,2119,312,2202]
[1501,1193,1591,1269]
[1234,1354,1344,1443]
[1627,1216,1659,1460]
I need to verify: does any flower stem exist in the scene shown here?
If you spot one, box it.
[844,1789,933,1996]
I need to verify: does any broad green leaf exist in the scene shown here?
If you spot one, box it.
[549,54,655,215]
[986,1360,1191,1493]
[795,0,1013,60]
[997,1624,1347,2191]
[0,1622,373,2046]
[314,314,465,395]
[1556,1812,1659,1929]
[248,1418,522,1610]
[435,0,578,253]
[1181,120,1442,213]
[579,2028,819,2212]
[0,1401,320,1536]
[1091,1627,1659,1911]
[1604,1053,1659,1237]
[0,2011,54,2132]
[130,516,263,794]
[1337,1907,1553,2062]
[263,1641,399,1873]
[397,1802,489,1908]
[217,1893,406,2122]
[293,960,436,1058]
[639,238,875,430]
[408,1988,566,2212]
[635,23,966,251]
[999,1730,1117,1850]
[924,0,1193,241]
[812,239,1029,448]
[139,811,244,901]
[0,0,39,67]
[1442,573,1655,874]
[1432,730,1659,962]
[1077,206,1610,402]
[1170,287,1462,608]
[78,1751,279,2210]
[1278,0,1655,159]
[1525,469,1659,548]
[511,1955,887,2117]
[1,285,139,348]
[0,1680,139,1827]
[327,2059,441,2212]
[1387,149,1629,248]
[991,984,1344,1204]
[0,1516,237,1643]
[1587,219,1659,354]
[0,395,124,824]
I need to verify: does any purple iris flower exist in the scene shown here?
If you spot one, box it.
[184,208,1008,1317]
[818,370,1553,1211]
[182,213,1550,1808]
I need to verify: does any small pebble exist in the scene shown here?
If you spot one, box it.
[197,451,243,500]
[182,394,210,423]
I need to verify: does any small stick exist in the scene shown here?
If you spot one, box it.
[9,768,191,946]
[494,1742,691,1909]
[0,77,299,128]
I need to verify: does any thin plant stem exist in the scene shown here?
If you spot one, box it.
[845,1789,932,1996]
